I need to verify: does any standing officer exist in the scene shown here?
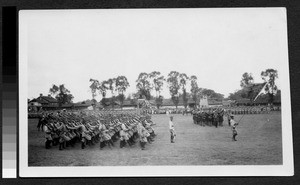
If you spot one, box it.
[169,116,176,143]
[230,115,239,141]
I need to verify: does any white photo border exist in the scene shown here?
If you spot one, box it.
[19,8,294,177]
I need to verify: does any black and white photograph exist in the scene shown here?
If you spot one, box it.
[19,8,293,177]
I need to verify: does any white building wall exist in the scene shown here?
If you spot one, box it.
[199,96,208,108]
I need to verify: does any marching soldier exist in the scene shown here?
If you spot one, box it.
[37,114,46,131]
[119,121,131,148]
[98,121,114,149]
[42,119,53,149]
[200,111,206,126]
[143,119,155,143]
[218,111,224,127]
[213,111,218,128]
[55,121,70,150]
[137,122,148,150]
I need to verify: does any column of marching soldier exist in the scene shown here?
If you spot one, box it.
[38,109,156,151]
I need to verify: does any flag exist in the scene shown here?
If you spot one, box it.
[253,82,268,101]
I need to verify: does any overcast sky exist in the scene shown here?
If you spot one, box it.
[23,8,287,102]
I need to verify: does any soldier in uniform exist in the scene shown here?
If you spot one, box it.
[37,114,47,131]
[226,110,231,126]
[201,111,206,127]
[230,115,239,141]
[169,116,176,143]
[55,121,70,150]
[98,121,114,149]
[218,111,224,127]
[213,111,218,128]
[207,111,213,126]
[42,119,53,149]
[142,119,155,143]
[119,121,131,148]
[192,111,197,124]
[137,122,148,150]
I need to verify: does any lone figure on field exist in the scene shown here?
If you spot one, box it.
[166,109,170,117]
[230,115,239,141]
[169,116,176,143]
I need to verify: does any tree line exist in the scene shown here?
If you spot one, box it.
[45,68,279,108]
[89,76,130,109]
[88,71,224,109]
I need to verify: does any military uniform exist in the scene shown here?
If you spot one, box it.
[230,116,238,141]
[137,123,148,150]
[43,124,53,149]
[169,117,176,143]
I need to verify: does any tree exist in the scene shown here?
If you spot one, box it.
[136,72,152,100]
[98,80,109,107]
[201,88,215,98]
[116,94,125,108]
[99,80,109,98]
[179,73,189,109]
[49,84,59,96]
[228,90,245,100]
[89,79,100,99]
[149,71,165,109]
[167,71,181,109]
[201,88,224,101]
[261,69,278,104]
[240,72,254,88]
[190,75,199,105]
[89,79,100,109]
[49,84,74,106]
[107,78,117,109]
[126,93,133,100]
[107,78,116,96]
[149,71,165,97]
[115,76,130,109]
[132,92,141,99]
[155,95,164,109]
[64,94,74,104]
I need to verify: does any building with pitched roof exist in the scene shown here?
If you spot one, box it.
[29,94,58,106]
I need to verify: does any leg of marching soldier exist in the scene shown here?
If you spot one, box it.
[81,138,86,149]
[109,139,114,147]
[46,139,51,149]
[59,142,62,150]
[141,141,146,150]
[107,140,112,149]
[147,137,152,144]
[139,141,143,149]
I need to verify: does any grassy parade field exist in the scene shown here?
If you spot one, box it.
[28,112,282,166]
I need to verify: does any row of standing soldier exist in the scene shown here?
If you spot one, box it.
[192,109,224,127]
[191,104,275,128]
